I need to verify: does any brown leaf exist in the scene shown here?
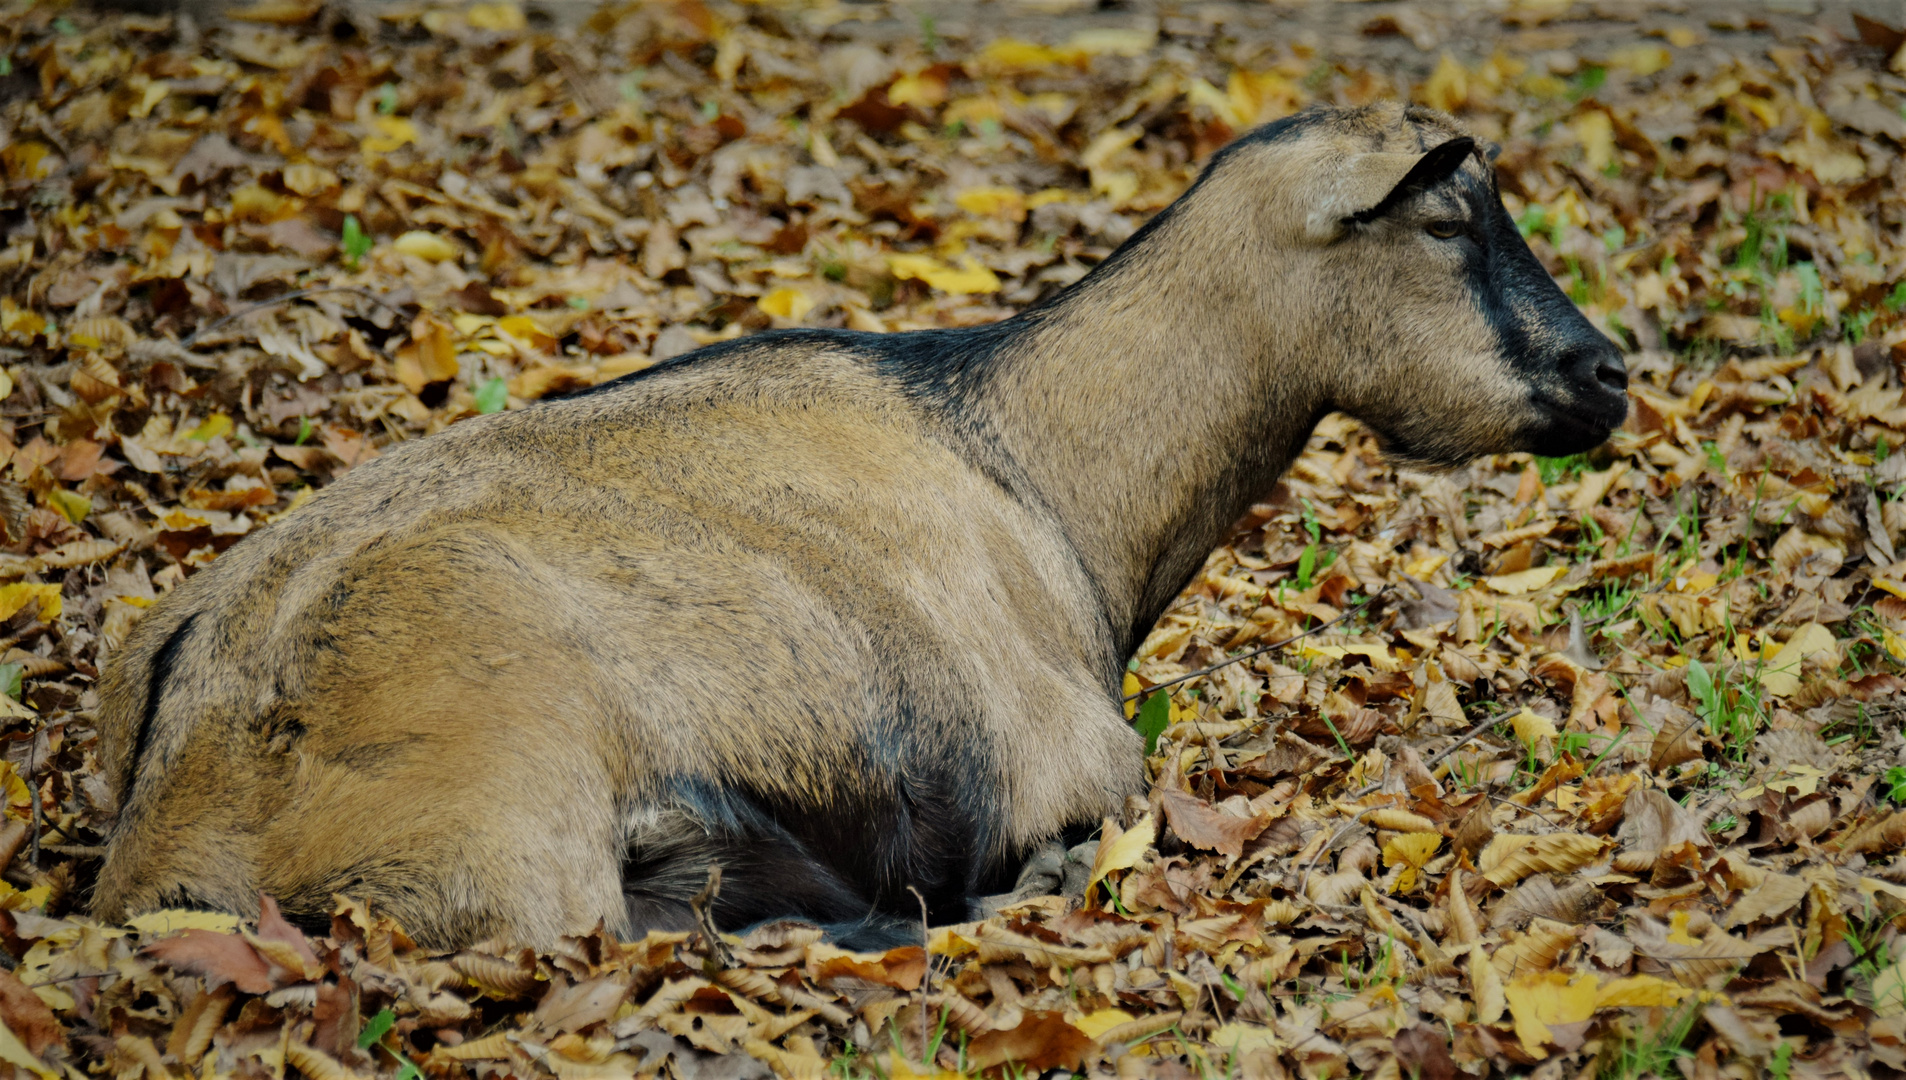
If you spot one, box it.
[965,1010,1094,1072]
[1393,1025,1457,1080]
[806,944,926,991]
[166,984,234,1067]
[143,930,274,994]
[1490,917,1579,978]
[1490,876,1608,930]
[1478,833,1610,890]
[533,976,630,1035]
[0,966,62,1055]
[393,315,459,393]
[1159,789,1270,860]
[1724,874,1810,929]
[1616,787,1711,854]
[1452,802,1494,862]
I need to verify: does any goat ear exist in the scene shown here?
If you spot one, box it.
[1307,136,1476,239]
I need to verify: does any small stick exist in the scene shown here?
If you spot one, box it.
[689,863,734,969]
[906,885,930,1065]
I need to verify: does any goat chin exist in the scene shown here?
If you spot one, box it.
[93,100,1624,949]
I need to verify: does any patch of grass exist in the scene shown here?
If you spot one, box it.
[1599,1003,1699,1080]
[1134,690,1171,755]
[359,1008,423,1080]
[1537,453,1590,485]
[1844,906,1905,1014]
[1685,658,1768,763]
[1886,765,1906,805]
[474,377,508,414]
[341,214,372,268]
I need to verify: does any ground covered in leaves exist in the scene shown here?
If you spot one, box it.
[1,0,1906,1076]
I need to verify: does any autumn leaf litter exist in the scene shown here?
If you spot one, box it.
[3,0,1906,1076]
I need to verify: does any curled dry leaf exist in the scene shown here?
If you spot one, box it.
[1723,874,1810,929]
[1477,834,1610,890]
[1160,789,1271,859]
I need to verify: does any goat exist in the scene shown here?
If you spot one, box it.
[93,102,1628,948]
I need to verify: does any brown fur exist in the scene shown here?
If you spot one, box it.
[93,103,1625,947]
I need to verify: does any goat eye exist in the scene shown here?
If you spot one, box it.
[1426,220,1465,240]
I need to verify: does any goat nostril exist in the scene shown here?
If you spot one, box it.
[1594,356,1628,393]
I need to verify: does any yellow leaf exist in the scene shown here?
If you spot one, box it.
[887,71,947,110]
[1,143,56,185]
[363,115,418,154]
[1075,1008,1137,1041]
[926,924,979,957]
[229,182,294,223]
[1382,832,1442,894]
[1510,708,1557,748]
[282,163,339,196]
[1,881,49,913]
[0,1015,55,1080]
[1485,564,1566,594]
[44,489,90,526]
[1469,944,1504,1024]
[1419,53,1469,113]
[1505,970,1599,1058]
[1885,629,1906,663]
[128,909,244,936]
[0,299,45,339]
[888,1056,965,1080]
[393,231,461,263]
[976,38,1066,73]
[1086,813,1154,901]
[465,1,525,31]
[1065,28,1154,57]
[757,288,814,322]
[495,314,556,352]
[888,254,1000,295]
[1404,554,1447,577]
[1607,45,1672,76]
[1208,1022,1280,1054]
[1666,910,1700,946]
[0,584,61,623]
[954,187,1027,221]
[1874,578,1906,600]
[0,763,28,819]
[1761,622,1837,698]
[1122,672,1140,720]
[1575,110,1616,172]
[1224,70,1299,127]
[452,313,493,338]
[1595,974,1695,1009]
[1294,642,1404,672]
[187,413,233,441]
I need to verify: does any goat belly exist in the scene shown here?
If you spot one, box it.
[621,757,1005,946]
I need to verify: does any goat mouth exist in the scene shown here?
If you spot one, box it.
[1526,393,1625,455]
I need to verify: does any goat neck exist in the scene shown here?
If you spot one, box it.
[974,171,1327,656]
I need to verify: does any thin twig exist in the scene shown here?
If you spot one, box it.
[26,971,113,988]
[1123,587,1391,703]
[905,884,930,1051]
[182,287,409,348]
[689,863,734,969]
[1347,709,1509,801]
